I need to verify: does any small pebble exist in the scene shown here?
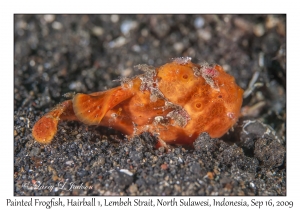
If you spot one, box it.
[44,15,55,23]
[92,26,104,36]
[52,21,63,30]
[161,163,168,170]
[194,17,205,29]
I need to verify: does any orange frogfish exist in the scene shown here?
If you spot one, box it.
[32,57,244,147]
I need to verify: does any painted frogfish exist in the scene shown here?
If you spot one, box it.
[32,57,244,147]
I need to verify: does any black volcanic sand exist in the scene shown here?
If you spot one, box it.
[14,15,286,196]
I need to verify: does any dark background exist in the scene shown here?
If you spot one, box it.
[14,14,286,196]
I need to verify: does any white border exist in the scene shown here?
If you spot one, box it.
[2,0,299,209]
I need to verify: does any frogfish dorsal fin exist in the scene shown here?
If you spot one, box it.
[72,86,134,125]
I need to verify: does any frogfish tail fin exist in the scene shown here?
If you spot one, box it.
[32,100,75,144]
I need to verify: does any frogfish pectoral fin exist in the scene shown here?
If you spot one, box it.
[72,86,134,125]
[32,100,76,144]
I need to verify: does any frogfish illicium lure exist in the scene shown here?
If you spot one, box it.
[32,57,243,147]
